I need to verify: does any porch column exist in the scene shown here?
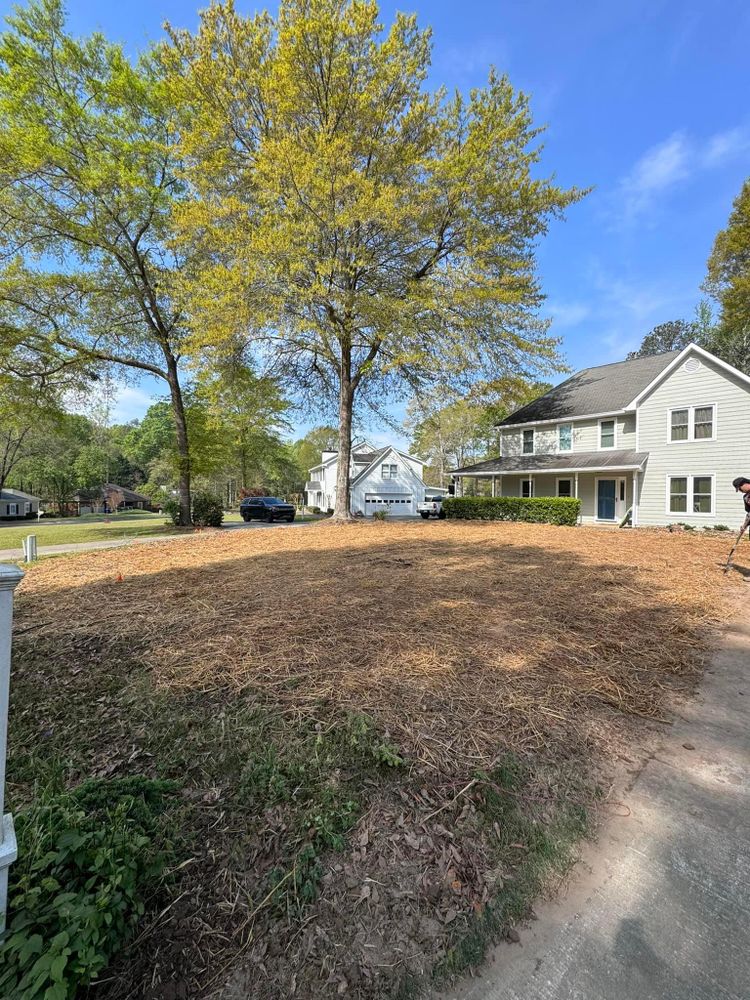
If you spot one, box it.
[632,471,639,527]
[491,475,496,498]
[574,472,581,524]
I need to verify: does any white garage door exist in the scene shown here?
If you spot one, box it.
[365,494,414,515]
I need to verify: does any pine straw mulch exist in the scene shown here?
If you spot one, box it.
[7,519,744,998]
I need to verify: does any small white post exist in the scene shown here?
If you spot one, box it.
[0,564,23,935]
[22,535,37,562]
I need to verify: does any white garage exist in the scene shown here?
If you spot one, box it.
[364,493,414,515]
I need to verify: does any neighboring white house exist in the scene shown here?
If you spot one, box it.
[451,343,750,528]
[305,442,440,515]
[0,488,41,520]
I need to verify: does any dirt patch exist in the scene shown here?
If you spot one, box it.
[7,520,741,997]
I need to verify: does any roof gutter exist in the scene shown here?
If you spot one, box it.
[496,408,632,429]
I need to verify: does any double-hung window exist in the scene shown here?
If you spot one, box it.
[668,475,714,516]
[668,405,715,442]
[557,478,573,498]
[694,407,714,439]
[599,419,615,449]
[558,424,572,452]
[522,429,534,455]
[381,464,397,479]
[670,409,689,441]
[521,478,534,498]
[7,503,18,516]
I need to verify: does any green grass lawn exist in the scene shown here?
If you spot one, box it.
[0,509,315,551]
[0,510,178,550]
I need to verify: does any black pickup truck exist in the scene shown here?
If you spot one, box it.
[240,497,296,523]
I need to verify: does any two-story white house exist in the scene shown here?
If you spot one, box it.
[451,344,750,528]
[306,442,438,515]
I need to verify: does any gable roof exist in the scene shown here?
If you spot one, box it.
[0,488,40,502]
[625,342,750,407]
[498,350,682,426]
[349,446,426,487]
[310,445,425,478]
[349,447,398,487]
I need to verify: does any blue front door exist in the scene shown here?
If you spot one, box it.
[597,479,616,520]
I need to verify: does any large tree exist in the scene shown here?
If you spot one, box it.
[626,319,696,360]
[705,178,750,374]
[165,0,581,518]
[0,0,195,524]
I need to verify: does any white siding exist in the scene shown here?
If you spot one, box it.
[351,450,427,515]
[501,414,634,456]
[636,353,750,527]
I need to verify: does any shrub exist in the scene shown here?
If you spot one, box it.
[0,777,179,1000]
[162,497,181,525]
[310,506,321,514]
[192,491,224,527]
[443,495,580,526]
[372,508,389,521]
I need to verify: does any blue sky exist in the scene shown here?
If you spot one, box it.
[5,0,749,443]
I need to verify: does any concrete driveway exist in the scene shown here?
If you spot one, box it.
[446,600,749,1000]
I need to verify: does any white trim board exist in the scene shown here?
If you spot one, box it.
[664,472,716,518]
[665,403,717,444]
[598,416,617,450]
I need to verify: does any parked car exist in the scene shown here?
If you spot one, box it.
[240,497,296,523]
[416,496,446,519]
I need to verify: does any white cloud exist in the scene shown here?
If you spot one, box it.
[618,131,690,221]
[111,384,161,423]
[612,124,750,226]
[584,262,696,360]
[545,301,591,328]
[701,126,750,168]
[67,381,161,424]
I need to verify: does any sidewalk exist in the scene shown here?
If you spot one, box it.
[448,601,750,1000]
[0,518,310,562]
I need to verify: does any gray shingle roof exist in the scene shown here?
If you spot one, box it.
[452,450,648,475]
[499,351,682,425]
[352,449,388,465]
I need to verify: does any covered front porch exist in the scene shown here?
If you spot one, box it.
[451,450,649,526]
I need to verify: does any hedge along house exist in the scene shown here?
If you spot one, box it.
[451,344,750,528]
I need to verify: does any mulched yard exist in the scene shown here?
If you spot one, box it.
[6,520,743,998]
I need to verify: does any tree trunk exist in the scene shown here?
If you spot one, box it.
[333,349,354,520]
[164,354,193,527]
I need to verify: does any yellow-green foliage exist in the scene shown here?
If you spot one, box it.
[164,0,585,507]
[706,179,750,340]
